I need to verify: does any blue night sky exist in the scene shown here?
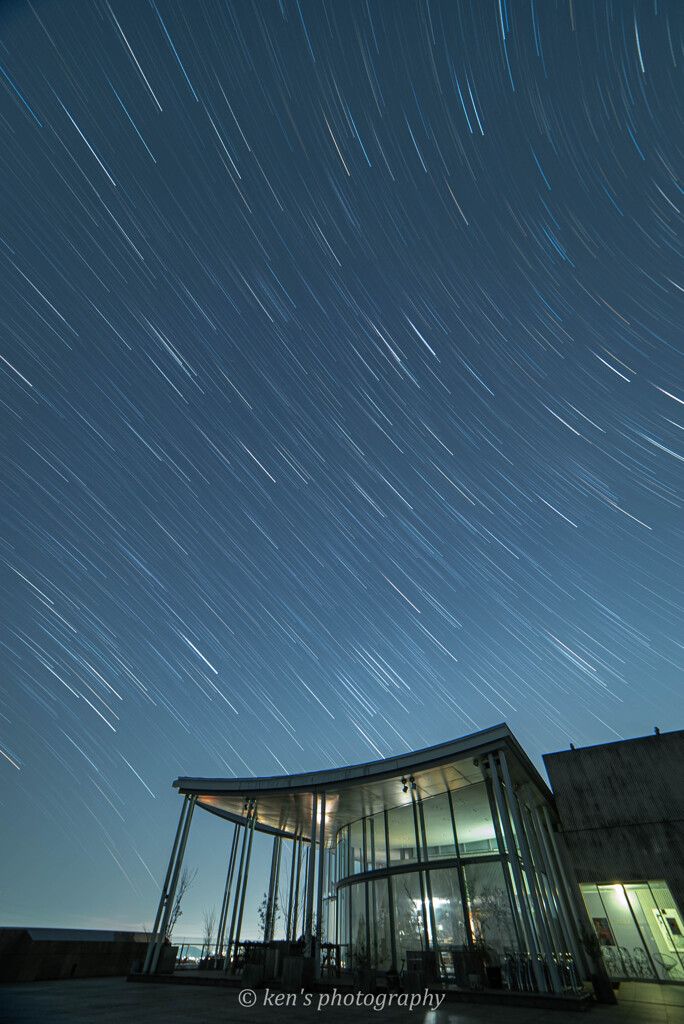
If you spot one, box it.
[1,0,682,937]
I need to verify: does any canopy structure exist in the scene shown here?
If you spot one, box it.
[173,723,555,842]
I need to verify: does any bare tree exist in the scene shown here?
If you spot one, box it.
[202,907,217,953]
[165,866,197,939]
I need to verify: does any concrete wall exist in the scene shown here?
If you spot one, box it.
[0,928,158,983]
[543,730,684,917]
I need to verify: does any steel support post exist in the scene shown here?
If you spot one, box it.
[521,788,572,956]
[265,835,279,941]
[224,804,252,972]
[541,805,592,975]
[151,794,197,974]
[215,824,239,955]
[447,789,476,950]
[482,776,524,950]
[498,751,563,994]
[233,801,257,960]
[525,790,586,976]
[314,792,326,977]
[488,757,546,991]
[285,833,297,940]
[519,796,565,958]
[292,834,303,940]
[304,792,318,957]
[384,809,397,970]
[271,837,282,941]
[142,795,189,974]
[410,790,431,957]
[418,796,439,967]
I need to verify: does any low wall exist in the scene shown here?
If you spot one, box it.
[0,927,154,983]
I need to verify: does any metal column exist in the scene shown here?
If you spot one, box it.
[233,801,258,960]
[488,756,546,992]
[498,751,563,994]
[224,803,252,972]
[385,808,397,970]
[418,795,439,969]
[142,795,190,974]
[292,833,303,940]
[410,789,431,957]
[524,789,585,976]
[447,788,476,951]
[304,792,318,957]
[519,798,566,958]
[215,824,239,956]
[266,836,282,941]
[519,789,568,956]
[482,775,524,950]
[542,804,593,975]
[150,794,197,974]
[264,835,279,941]
[286,833,298,940]
[314,792,326,977]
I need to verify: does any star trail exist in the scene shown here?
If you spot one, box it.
[1,1,682,931]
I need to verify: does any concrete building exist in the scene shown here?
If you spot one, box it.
[544,729,684,984]
[141,724,589,996]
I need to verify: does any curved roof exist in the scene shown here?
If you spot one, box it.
[174,722,553,842]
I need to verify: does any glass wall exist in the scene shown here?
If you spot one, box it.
[464,860,518,959]
[333,769,573,991]
[366,813,387,870]
[429,867,467,947]
[391,871,424,969]
[370,878,393,970]
[581,882,684,983]
[387,802,418,864]
[420,792,456,860]
[450,783,499,856]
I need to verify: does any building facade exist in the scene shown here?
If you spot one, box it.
[141,724,589,995]
[544,729,684,984]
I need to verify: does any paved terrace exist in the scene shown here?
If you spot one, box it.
[2,979,683,1024]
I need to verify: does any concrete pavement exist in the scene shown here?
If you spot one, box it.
[2,977,683,1024]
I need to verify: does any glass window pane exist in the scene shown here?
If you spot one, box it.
[420,792,456,861]
[349,818,364,874]
[370,877,393,970]
[451,782,499,856]
[366,812,387,870]
[391,871,425,970]
[350,881,369,966]
[387,801,418,864]
[464,860,518,962]
[429,867,466,948]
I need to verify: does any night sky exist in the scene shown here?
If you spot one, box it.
[2,0,682,936]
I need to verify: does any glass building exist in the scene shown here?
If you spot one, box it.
[141,724,588,994]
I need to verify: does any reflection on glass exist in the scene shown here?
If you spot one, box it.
[367,812,388,870]
[429,868,466,948]
[582,881,684,983]
[464,860,518,961]
[387,801,418,864]
[349,818,364,874]
[391,871,424,969]
[420,792,456,860]
[451,782,499,856]
[349,881,368,966]
[370,878,393,969]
